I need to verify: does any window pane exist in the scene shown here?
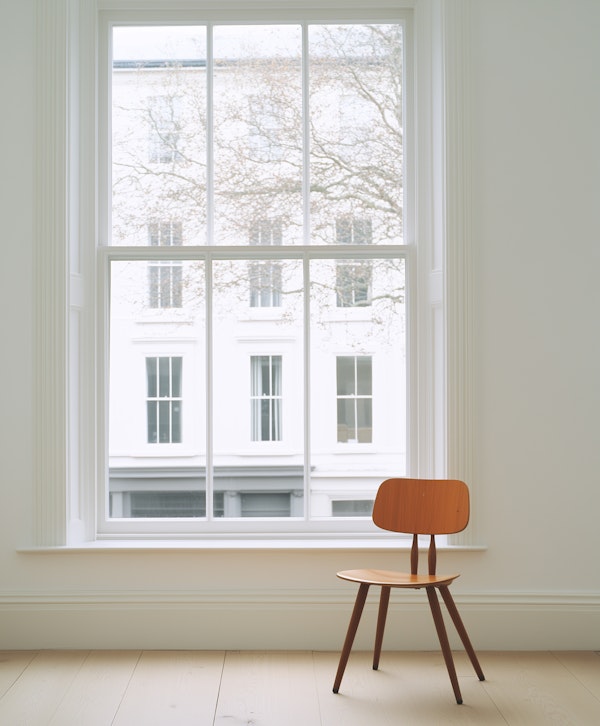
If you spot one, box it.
[172,401,182,443]
[171,357,182,397]
[147,401,157,443]
[271,356,282,395]
[310,257,406,517]
[336,357,355,395]
[158,357,170,398]
[213,26,303,245]
[212,259,303,517]
[357,399,372,443]
[172,265,183,307]
[111,27,207,245]
[337,399,355,442]
[146,357,157,397]
[356,356,372,395]
[158,400,170,442]
[309,25,403,245]
[109,260,205,518]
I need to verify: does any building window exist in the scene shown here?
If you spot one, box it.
[148,261,183,308]
[250,219,283,246]
[148,96,182,163]
[146,356,182,443]
[148,222,183,308]
[248,100,284,162]
[335,218,372,307]
[249,261,282,307]
[336,217,372,246]
[336,355,372,443]
[251,355,282,442]
[101,16,414,532]
[336,260,372,307]
[34,1,471,543]
[149,221,182,247]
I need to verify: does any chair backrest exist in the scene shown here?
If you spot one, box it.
[372,478,470,575]
[372,478,470,535]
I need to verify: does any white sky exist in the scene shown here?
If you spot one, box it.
[112,25,303,61]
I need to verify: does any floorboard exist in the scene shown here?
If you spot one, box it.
[314,651,505,726]
[112,650,224,726]
[0,650,598,725]
[214,651,321,726]
[0,650,89,726]
[48,650,141,726]
[479,651,600,726]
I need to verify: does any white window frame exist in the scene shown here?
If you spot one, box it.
[33,0,474,546]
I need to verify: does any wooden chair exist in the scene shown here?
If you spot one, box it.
[333,477,485,704]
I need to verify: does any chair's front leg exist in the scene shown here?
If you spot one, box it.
[373,586,390,670]
[333,582,370,693]
[439,586,485,681]
[426,586,462,704]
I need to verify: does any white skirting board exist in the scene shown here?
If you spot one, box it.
[0,590,597,651]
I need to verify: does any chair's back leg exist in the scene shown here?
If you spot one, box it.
[438,586,485,681]
[373,586,391,671]
[426,586,463,704]
[333,582,370,693]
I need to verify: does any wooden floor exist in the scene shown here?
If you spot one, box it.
[0,650,599,725]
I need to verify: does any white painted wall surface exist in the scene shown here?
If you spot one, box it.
[0,0,598,650]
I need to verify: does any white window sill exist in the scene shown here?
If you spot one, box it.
[19,539,487,554]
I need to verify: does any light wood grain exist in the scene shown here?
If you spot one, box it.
[0,651,38,699]
[316,651,503,725]
[112,650,224,726]
[554,651,600,700]
[0,650,89,726]
[479,651,600,725]
[214,651,321,726]
[0,650,598,725]
[48,650,141,726]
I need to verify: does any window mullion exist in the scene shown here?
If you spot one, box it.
[303,252,311,522]
[206,24,214,246]
[205,254,214,522]
[301,23,310,247]
[204,26,214,522]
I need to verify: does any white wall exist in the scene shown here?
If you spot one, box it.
[0,0,599,651]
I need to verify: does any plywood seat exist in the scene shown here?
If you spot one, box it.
[337,568,459,588]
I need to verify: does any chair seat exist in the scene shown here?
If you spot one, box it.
[337,568,459,588]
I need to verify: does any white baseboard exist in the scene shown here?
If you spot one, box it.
[0,590,598,650]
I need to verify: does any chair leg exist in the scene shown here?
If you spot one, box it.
[333,582,370,693]
[439,586,485,681]
[373,586,390,670]
[426,586,463,705]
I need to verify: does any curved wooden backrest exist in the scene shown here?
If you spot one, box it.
[372,478,470,535]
